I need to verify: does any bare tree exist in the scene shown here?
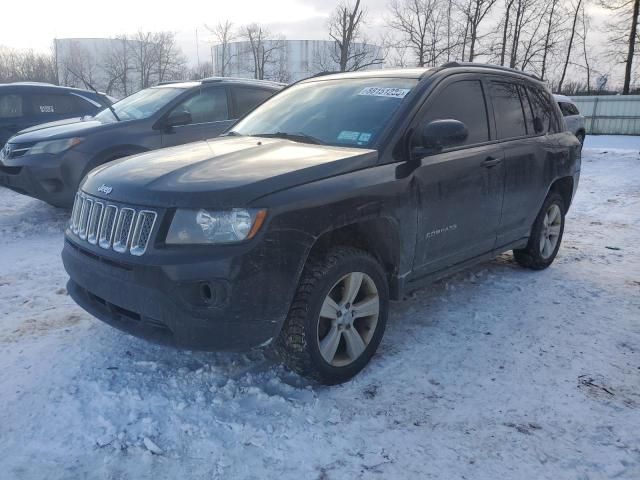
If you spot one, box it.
[154,31,187,83]
[104,35,132,96]
[540,0,562,80]
[461,0,498,62]
[329,0,385,71]
[0,46,56,83]
[579,1,592,93]
[240,24,286,80]
[59,41,98,88]
[599,0,640,94]
[557,0,582,93]
[131,31,158,89]
[498,0,515,66]
[388,0,457,67]
[207,20,237,77]
[189,61,214,80]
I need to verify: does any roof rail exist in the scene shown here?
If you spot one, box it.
[9,81,57,86]
[438,61,541,81]
[311,71,340,78]
[157,80,185,86]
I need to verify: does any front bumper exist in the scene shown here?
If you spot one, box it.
[62,228,310,351]
[0,150,86,207]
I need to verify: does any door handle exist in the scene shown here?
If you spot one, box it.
[482,156,502,168]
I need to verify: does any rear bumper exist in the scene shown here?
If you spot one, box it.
[0,150,86,207]
[62,231,309,351]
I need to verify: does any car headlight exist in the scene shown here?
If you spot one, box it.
[28,137,83,155]
[166,208,267,245]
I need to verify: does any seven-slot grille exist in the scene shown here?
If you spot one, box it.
[69,192,157,256]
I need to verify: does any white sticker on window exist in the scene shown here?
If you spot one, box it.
[358,132,372,143]
[358,87,411,99]
[39,105,55,113]
[338,130,360,142]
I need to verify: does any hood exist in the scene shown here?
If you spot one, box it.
[11,117,107,144]
[82,136,378,208]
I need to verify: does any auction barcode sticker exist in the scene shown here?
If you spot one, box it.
[358,87,411,98]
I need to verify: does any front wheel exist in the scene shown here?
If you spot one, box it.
[513,192,565,270]
[276,247,388,384]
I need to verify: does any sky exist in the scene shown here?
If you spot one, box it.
[0,0,616,76]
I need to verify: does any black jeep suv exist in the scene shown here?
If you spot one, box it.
[62,63,581,384]
[0,78,282,207]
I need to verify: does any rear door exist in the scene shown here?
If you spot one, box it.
[0,92,28,146]
[493,80,566,246]
[161,86,232,147]
[411,76,505,274]
[25,92,88,124]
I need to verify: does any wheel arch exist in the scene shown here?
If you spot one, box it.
[307,217,403,299]
[549,176,574,211]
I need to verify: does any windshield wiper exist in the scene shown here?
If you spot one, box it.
[221,130,242,137]
[66,67,120,122]
[253,132,325,145]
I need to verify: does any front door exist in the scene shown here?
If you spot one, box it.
[162,86,233,147]
[411,77,505,274]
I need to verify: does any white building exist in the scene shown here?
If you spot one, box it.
[212,39,384,83]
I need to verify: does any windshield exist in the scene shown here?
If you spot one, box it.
[231,78,418,148]
[94,87,183,123]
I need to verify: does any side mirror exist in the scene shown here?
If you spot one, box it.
[414,119,468,156]
[165,110,192,129]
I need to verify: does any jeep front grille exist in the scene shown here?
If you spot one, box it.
[69,192,157,256]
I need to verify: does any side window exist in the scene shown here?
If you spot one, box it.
[558,102,573,117]
[567,103,579,115]
[418,80,489,146]
[490,81,527,139]
[0,94,23,118]
[234,88,275,118]
[518,85,535,134]
[527,86,559,134]
[171,88,229,124]
[27,94,80,117]
[70,94,101,115]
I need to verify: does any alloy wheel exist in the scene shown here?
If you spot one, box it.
[540,203,562,259]
[317,272,380,367]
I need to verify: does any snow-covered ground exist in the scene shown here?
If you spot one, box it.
[1,136,639,480]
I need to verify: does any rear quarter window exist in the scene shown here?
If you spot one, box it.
[0,94,23,119]
[527,86,560,134]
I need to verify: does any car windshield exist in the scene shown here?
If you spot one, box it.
[231,78,418,148]
[94,87,183,123]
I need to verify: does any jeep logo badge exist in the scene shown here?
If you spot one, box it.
[97,184,113,195]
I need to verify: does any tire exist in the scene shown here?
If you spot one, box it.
[575,131,585,145]
[513,192,566,270]
[276,247,389,384]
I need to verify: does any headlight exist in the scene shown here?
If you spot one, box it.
[166,208,267,245]
[28,137,83,155]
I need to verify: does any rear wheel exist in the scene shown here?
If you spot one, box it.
[575,131,585,145]
[276,247,388,384]
[513,192,565,270]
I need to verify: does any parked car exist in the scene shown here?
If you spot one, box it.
[0,78,283,207]
[554,94,586,144]
[0,82,114,149]
[62,63,581,384]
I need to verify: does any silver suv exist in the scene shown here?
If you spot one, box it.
[554,94,585,145]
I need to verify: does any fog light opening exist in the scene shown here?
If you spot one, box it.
[200,283,214,304]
